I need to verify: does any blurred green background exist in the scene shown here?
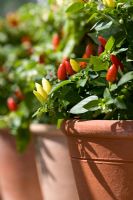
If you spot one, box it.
[0,0,37,16]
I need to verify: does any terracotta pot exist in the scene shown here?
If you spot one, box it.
[62,120,133,200]
[0,128,43,200]
[30,124,79,200]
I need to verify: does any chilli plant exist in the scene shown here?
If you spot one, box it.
[34,0,133,125]
[0,1,89,150]
[0,2,76,150]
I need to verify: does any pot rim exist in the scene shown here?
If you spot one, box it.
[0,124,63,137]
[61,119,133,139]
[0,128,10,134]
[30,123,62,137]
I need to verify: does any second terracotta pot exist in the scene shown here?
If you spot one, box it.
[62,119,133,200]
[0,128,43,200]
[30,123,79,200]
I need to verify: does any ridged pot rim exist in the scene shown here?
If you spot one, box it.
[61,119,133,139]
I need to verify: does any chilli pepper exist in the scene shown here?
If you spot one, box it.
[0,66,4,72]
[106,64,118,83]
[98,45,105,56]
[80,53,87,68]
[98,36,107,47]
[52,33,60,50]
[15,89,25,101]
[33,82,48,104]
[21,36,31,46]
[42,78,52,95]
[7,97,18,111]
[85,43,93,58]
[39,54,45,64]
[64,60,74,76]
[110,54,124,71]
[57,63,67,80]
[6,12,19,27]
[103,0,116,8]
[70,59,80,72]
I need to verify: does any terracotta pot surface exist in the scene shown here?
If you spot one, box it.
[62,120,133,200]
[0,129,43,200]
[30,123,79,200]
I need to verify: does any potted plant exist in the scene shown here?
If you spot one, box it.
[0,4,47,200]
[1,2,79,200]
[34,0,133,199]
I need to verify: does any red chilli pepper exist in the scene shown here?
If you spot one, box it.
[98,45,105,56]
[7,97,18,111]
[0,66,5,72]
[21,36,31,44]
[98,36,107,47]
[39,54,45,64]
[57,63,67,80]
[80,53,87,68]
[15,89,25,101]
[52,33,60,50]
[64,60,74,76]
[85,43,93,58]
[106,64,118,83]
[110,54,124,71]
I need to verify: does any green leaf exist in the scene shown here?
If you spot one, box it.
[50,80,72,93]
[66,2,84,13]
[77,78,88,87]
[104,88,114,104]
[90,56,108,71]
[75,58,90,62]
[114,98,127,109]
[114,48,128,54]
[15,129,30,152]
[92,78,106,86]
[118,71,133,87]
[105,36,115,51]
[84,99,100,111]
[57,119,64,129]
[104,88,111,99]
[0,117,8,128]
[110,83,117,91]
[87,13,98,23]
[69,95,98,114]
[95,21,112,31]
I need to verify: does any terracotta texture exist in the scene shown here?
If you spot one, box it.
[62,120,133,200]
[0,129,43,200]
[30,124,79,200]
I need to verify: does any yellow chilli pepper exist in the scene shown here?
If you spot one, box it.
[33,90,45,104]
[103,0,115,8]
[42,78,52,95]
[33,79,52,104]
[33,83,48,104]
[70,59,80,72]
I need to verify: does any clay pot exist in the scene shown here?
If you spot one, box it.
[30,123,79,200]
[0,128,43,200]
[62,120,133,200]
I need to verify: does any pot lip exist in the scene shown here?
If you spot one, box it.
[0,128,10,134]
[30,123,62,137]
[61,119,133,138]
[0,124,63,137]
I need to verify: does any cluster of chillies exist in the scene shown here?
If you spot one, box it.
[57,35,124,83]
[57,43,94,80]
[98,36,124,83]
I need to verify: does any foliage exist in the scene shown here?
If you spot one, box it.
[0,2,82,150]
[34,0,133,124]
